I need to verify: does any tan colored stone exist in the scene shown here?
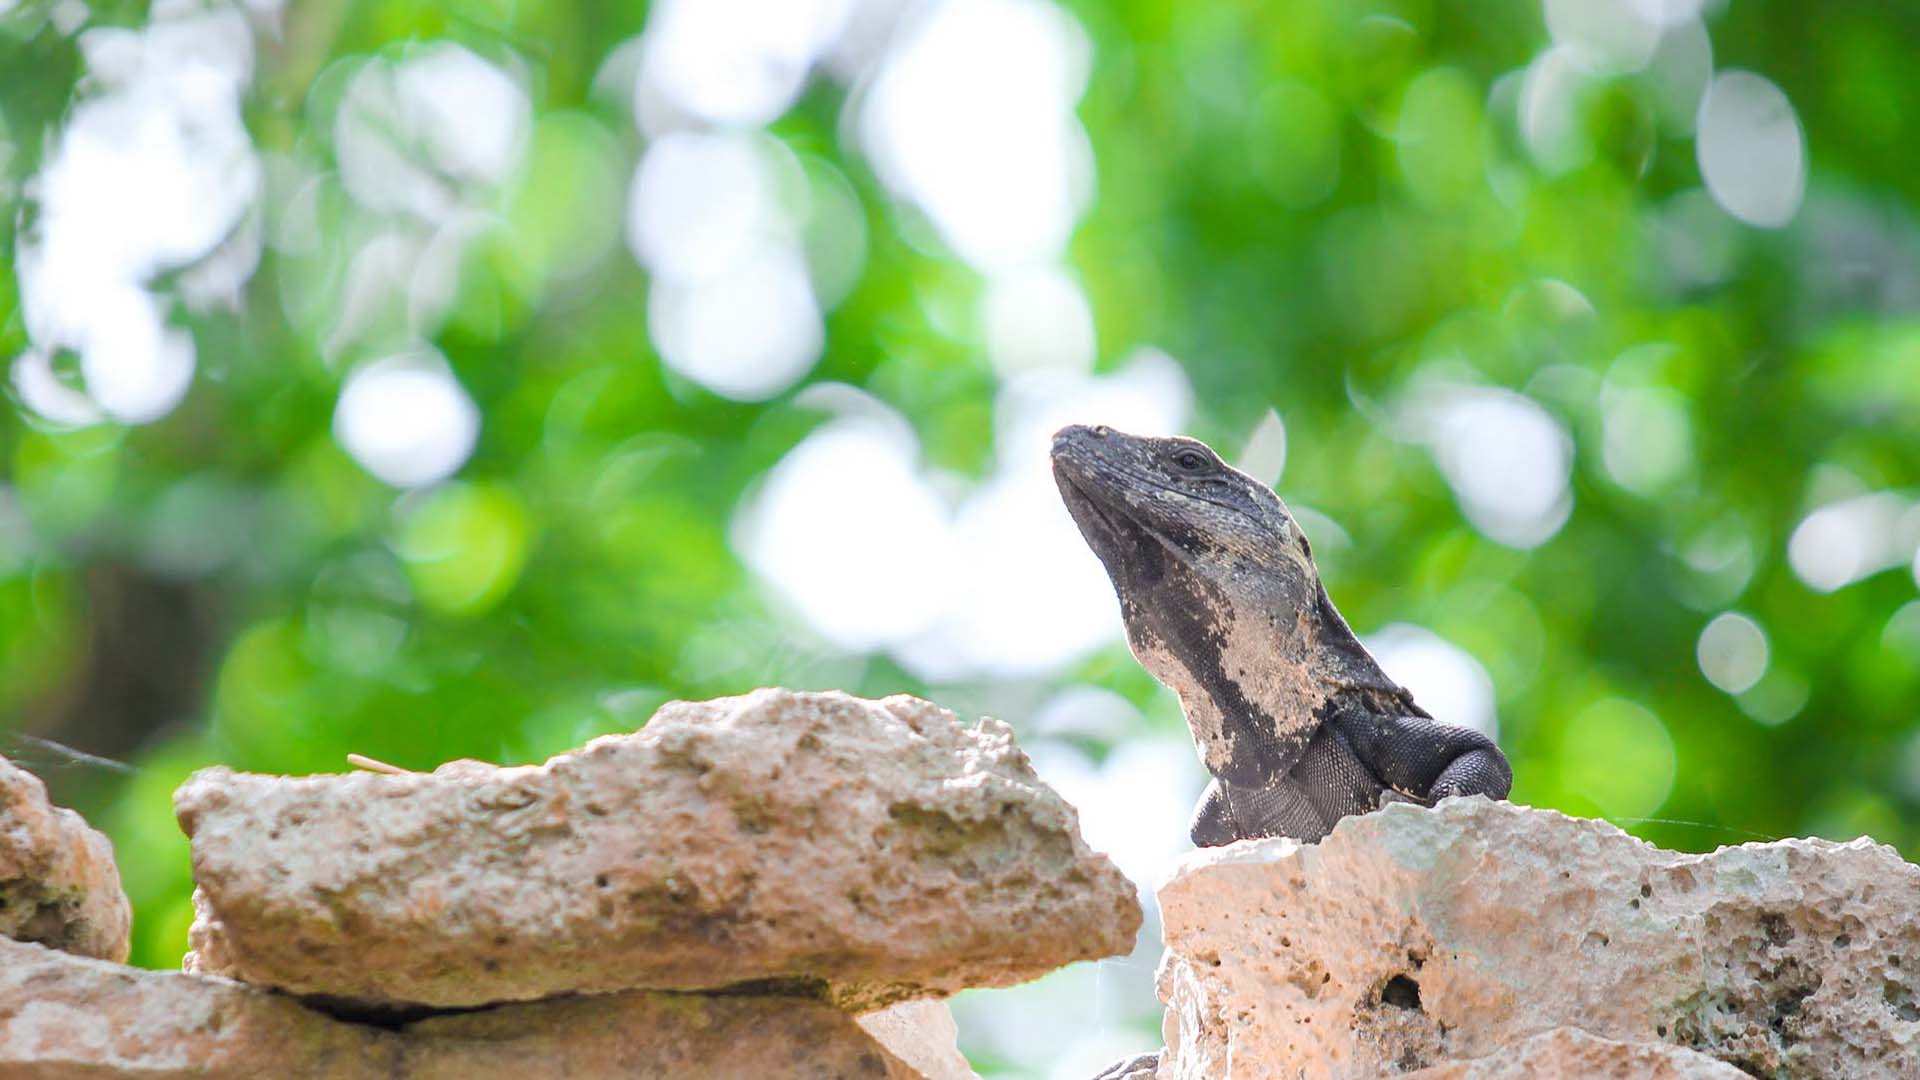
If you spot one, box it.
[1401,1028,1748,1079]
[0,936,920,1079]
[179,688,1141,1011]
[0,754,130,962]
[1154,797,1920,1080]
[858,999,978,1080]
[0,935,396,1079]
[403,989,919,1080]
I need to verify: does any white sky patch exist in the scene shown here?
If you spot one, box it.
[737,408,956,651]
[12,5,259,425]
[1024,734,1206,889]
[1696,70,1806,228]
[743,353,1191,677]
[10,350,104,427]
[1413,384,1573,549]
[860,0,1092,270]
[1697,611,1768,695]
[1787,492,1920,593]
[1626,0,1706,27]
[1364,623,1499,738]
[78,286,197,423]
[905,351,1194,677]
[989,346,1193,479]
[626,132,833,400]
[628,131,782,283]
[639,0,851,129]
[647,244,823,401]
[1543,0,1661,73]
[983,264,1096,378]
[1644,17,1713,135]
[1236,408,1288,488]
[1029,684,1143,743]
[335,45,530,223]
[333,348,481,489]
[398,46,528,184]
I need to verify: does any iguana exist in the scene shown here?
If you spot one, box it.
[1050,423,1511,846]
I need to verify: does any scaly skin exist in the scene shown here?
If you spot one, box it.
[1050,423,1511,845]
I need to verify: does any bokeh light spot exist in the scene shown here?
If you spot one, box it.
[1418,385,1573,549]
[1696,611,1768,694]
[647,245,823,401]
[1544,0,1660,73]
[1365,623,1498,737]
[627,131,779,284]
[1235,408,1288,489]
[983,265,1096,378]
[861,0,1092,269]
[333,348,482,489]
[1787,493,1915,593]
[738,410,956,652]
[639,0,850,128]
[1697,70,1806,228]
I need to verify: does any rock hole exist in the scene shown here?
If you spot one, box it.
[1380,974,1422,1012]
[1760,912,1794,946]
[1629,898,1640,910]
[594,874,610,889]
[1640,883,1652,898]
[1834,933,1851,948]
[1656,1024,1668,1038]
[1883,982,1920,1023]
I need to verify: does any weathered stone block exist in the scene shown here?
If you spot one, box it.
[179,689,1141,1012]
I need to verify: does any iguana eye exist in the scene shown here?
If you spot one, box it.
[1172,448,1210,472]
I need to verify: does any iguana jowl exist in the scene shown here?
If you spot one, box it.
[1051,423,1512,846]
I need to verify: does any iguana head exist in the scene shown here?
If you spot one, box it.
[1051,423,1395,786]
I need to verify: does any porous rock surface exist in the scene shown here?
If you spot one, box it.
[1400,1028,1747,1079]
[1153,796,1920,1079]
[178,688,1141,1011]
[0,754,130,961]
[0,935,918,1079]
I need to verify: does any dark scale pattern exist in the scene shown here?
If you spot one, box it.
[1048,424,1515,848]
[1190,710,1512,847]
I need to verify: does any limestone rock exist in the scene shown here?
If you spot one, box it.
[1401,1028,1747,1079]
[178,688,1141,1011]
[401,988,919,1079]
[857,1000,979,1080]
[0,934,398,1078]
[0,754,130,961]
[1155,797,1920,1080]
[0,935,919,1079]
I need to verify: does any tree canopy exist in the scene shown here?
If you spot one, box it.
[3,1,1918,1073]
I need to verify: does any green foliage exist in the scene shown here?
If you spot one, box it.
[0,0,1916,1032]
